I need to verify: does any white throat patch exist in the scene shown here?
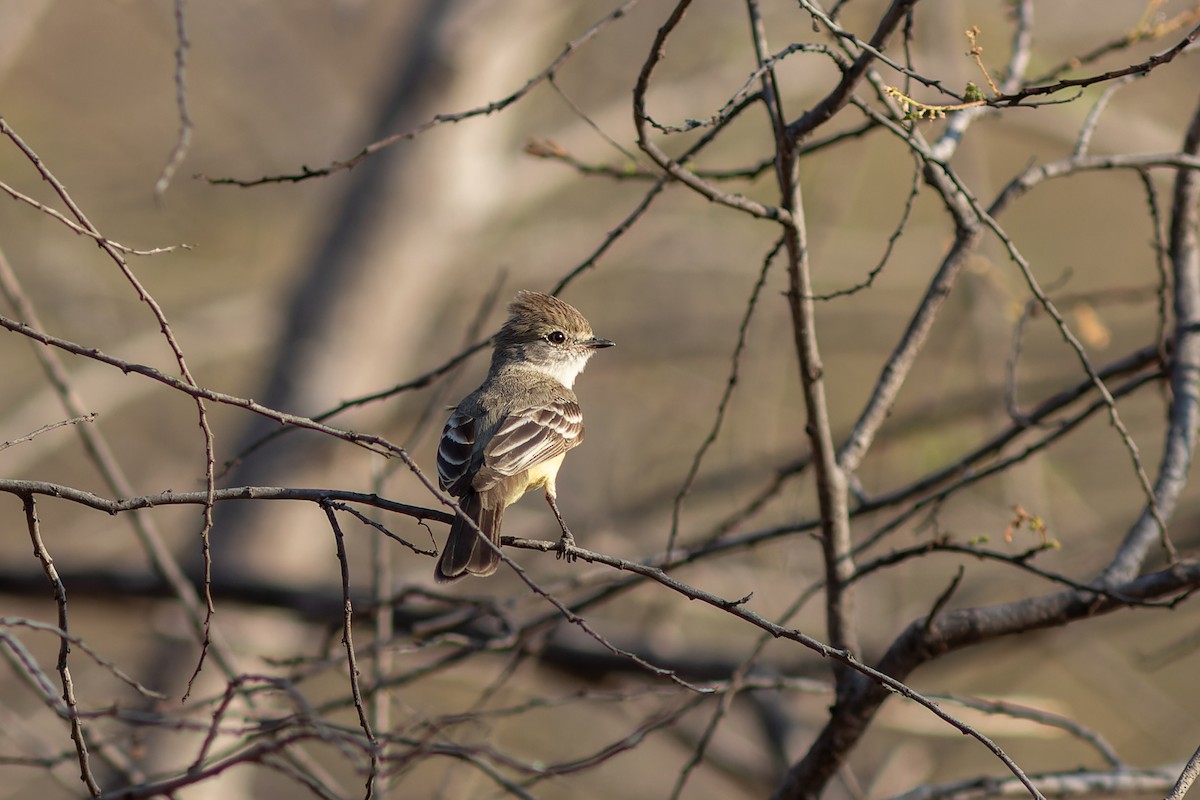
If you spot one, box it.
[540,349,593,389]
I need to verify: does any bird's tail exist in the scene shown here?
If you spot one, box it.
[434,492,503,582]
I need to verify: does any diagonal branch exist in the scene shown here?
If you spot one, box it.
[205,0,642,187]
[786,0,921,141]
[633,0,790,222]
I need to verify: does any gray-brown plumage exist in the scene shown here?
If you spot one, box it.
[435,290,614,582]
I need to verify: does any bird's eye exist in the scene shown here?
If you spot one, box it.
[546,331,567,345]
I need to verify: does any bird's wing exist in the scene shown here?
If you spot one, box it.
[478,399,584,485]
[437,408,478,495]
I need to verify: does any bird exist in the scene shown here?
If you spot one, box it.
[434,290,614,582]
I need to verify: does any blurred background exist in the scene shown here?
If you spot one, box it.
[1,0,1199,798]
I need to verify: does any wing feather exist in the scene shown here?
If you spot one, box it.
[476,399,583,490]
[437,409,477,494]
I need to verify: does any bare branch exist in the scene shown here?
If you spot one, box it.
[203,0,642,186]
[322,502,378,799]
[154,0,193,197]
[0,413,96,451]
[669,235,782,554]
[1166,743,1200,800]
[0,480,450,526]
[23,494,101,797]
[991,22,1200,106]
[633,0,790,222]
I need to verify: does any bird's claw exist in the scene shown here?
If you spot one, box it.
[556,532,578,562]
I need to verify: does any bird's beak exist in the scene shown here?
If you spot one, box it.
[587,336,616,349]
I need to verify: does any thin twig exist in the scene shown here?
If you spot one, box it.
[23,494,101,797]
[0,116,220,689]
[203,0,643,186]
[0,413,96,451]
[0,618,166,700]
[1139,169,1173,373]
[0,481,451,526]
[669,579,826,799]
[1074,75,1136,156]
[326,501,438,555]
[852,539,1176,609]
[1029,4,1200,84]
[633,0,790,223]
[922,566,964,632]
[0,250,245,694]
[855,370,1163,555]
[154,0,193,197]
[668,235,782,554]
[0,178,188,254]
[322,502,378,799]
[811,151,922,300]
[994,21,1200,106]
[965,177,1178,561]
[935,693,1122,769]
[220,338,490,478]
[553,89,769,295]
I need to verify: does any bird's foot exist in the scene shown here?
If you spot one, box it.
[556,531,578,562]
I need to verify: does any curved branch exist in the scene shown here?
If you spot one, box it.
[1102,93,1200,583]
[782,561,1200,797]
[632,0,790,221]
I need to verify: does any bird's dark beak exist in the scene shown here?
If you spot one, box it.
[587,336,615,349]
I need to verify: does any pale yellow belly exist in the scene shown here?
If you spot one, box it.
[476,453,568,511]
[519,453,566,497]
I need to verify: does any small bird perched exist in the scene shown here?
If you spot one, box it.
[435,290,614,582]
